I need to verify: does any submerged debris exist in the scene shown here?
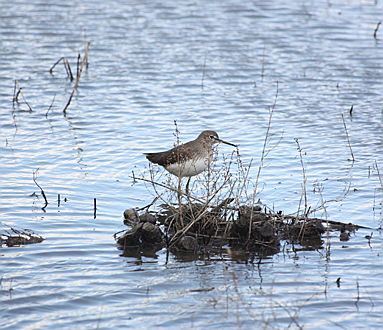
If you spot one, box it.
[115,200,354,259]
[0,226,44,247]
[116,218,165,251]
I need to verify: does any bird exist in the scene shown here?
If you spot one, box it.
[145,130,237,193]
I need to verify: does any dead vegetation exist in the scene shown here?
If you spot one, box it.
[116,137,366,260]
[0,226,43,247]
[115,84,371,260]
[49,39,90,115]
[116,160,366,260]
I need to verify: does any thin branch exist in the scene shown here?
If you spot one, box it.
[20,89,33,112]
[254,80,279,195]
[62,89,75,115]
[62,41,91,115]
[201,54,207,89]
[65,59,74,81]
[374,160,383,190]
[349,104,354,116]
[130,175,204,204]
[76,53,81,84]
[260,44,266,81]
[49,57,65,74]
[373,21,381,39]
[45,94,56,118]
[93,198,97,219]
[14,87,22,103]
[295,138,308,216]
[275,213,372,230]
[12,80,17,108]
[341,113,355,162]
[33,168,48,211]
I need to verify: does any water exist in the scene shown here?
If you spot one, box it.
[1,0,382,328]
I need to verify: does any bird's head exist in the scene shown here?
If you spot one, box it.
[199,130,238,147]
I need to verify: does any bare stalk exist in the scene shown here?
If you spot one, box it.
[33,168,48,211]
[374,160,383,190]
[260,45,266,81]
[93,198,97,219]
[45,94,56,118]
[294,138,308,216]
[245,81,279,239]
[12,80,17,108]
[20,89,33,112]
[62,41,91,115]
[374,21,381,39]
[49,57,65,74]
[201,54,207,89]
[254,80,279,195]
[65,59,74,81]
[341,113,355,162]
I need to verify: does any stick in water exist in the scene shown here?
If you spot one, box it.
[33,169,48,211]
[93,198,97,219]
[341,113,355,162]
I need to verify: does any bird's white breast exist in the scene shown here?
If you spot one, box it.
[165,157,209,177]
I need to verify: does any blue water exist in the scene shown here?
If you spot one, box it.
[1,0,382,328]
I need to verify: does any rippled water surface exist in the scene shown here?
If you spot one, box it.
[1,0,382,328]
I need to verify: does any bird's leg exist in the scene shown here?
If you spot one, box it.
[185,177,191,196]
[177,177,184,228]
[177,177,182,200]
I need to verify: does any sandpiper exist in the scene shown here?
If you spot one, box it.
[145,130,237,181]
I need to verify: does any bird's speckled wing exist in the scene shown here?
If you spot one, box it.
[145,140,209,167]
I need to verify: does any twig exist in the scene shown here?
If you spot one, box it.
[65,59,74,81]
[84,41,90,69]
[49,57,65,74]
[62,89,75,115]
[241,81,279,240]
[341,113,355,162]
[277,213,372,230]
[130,176,203,204]
[33,168,48,211]
[45,94,56,117]
[20,88,33,112]
[136,196,161,212]
[169,174,234,246]
[93,198,97,219]
[294,138,309,216]
[374,161,383,190]
[76,53,81,82]
[62,41,91,115]
[12,80,33,111]
[355,280,360,308]
[201,54,207,89]
[254,80,279,195]
[373,21,381,39]
[50,56,74,80]
[173,120,181,146]
[14,87,21,103]
[261,45,266,81]
[12,80,17,107]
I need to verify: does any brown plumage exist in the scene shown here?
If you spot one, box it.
[145,130,237,178]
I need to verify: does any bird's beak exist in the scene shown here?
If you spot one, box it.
[214,137,238,148]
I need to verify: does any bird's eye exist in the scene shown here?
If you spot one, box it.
[209,135,215,139]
